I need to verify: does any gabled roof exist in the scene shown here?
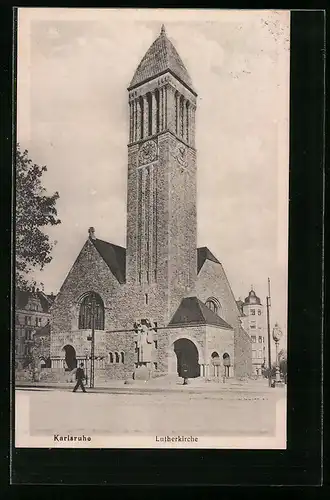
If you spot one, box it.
[169,296,233,329]
[15,290,56,313]
[90,238,126,284]
[129,25,194,93]
[197,246,221,273]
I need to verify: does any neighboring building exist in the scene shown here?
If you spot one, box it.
[15,288,55,366]
[237,288,266,376]
[50,25,252,382]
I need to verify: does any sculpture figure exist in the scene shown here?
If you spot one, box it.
[134,319,154,364]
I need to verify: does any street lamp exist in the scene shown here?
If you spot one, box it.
[266,278,272,387]
[84,347,89,386]
[86,292,97,388]
[272,322,283,385]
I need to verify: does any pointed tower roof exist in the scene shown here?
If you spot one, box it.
[129,24,195,93]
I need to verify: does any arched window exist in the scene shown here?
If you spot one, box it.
[205,298,220,316]
[223,352,231,377]
[155,89,160,133]
[109,352,114,364]
[115,352,120,364]
[211,351,220,377]
[186,100,190,142]
[175,91,179,134]
[78,293,104,330]
[139,96,144,139]
[147,92,152,136]
[180,96,185,138]
[120,351,125,364]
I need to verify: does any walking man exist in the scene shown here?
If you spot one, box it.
[73,362,87,393]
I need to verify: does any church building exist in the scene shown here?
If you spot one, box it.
[50,25,252,382]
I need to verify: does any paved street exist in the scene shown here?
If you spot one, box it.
[16,383,285,438]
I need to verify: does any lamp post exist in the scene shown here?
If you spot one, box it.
[86,293,97,388]
[266,278,272,387]
[272,323,283,385]
[84,347,89,386]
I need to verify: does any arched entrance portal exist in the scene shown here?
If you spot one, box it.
[174,338,200,378]
[63,345,77,371]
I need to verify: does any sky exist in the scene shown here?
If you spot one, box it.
[17,9,290,347]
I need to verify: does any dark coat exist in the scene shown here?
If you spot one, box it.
[76,367,85,381]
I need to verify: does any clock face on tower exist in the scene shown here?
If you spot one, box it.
[138,140,158,166]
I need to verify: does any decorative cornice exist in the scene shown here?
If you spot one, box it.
[128,129,196,152]
[128,69,197,97]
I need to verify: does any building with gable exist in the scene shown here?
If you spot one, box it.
[50,25,252,382]
[15,288,55,366]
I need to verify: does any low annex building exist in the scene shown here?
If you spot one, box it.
[49,25,252,382]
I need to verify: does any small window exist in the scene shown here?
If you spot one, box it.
[109,352,114,364]
[145,293,148,305]
[258,336,263,343]
[120,352,125,364]
[251,336,256,343]
[154,362,158,370]
[250,324,256,329]
[154,340,158,349]
[35,317,39,326]
[25,316,28,325]
[154,322,158,332]
[251,309,255,315]
[205,298,220,315]
[115,352,120,363]
[258,309,262,315]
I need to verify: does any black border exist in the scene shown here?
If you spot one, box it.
[1,7,324,487]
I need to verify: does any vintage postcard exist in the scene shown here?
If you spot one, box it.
[15,8,289,449]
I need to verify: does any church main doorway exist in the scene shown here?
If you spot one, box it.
[63,345,77,371]
[173,338,200,378]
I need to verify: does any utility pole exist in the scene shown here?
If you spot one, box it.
[266,277,272,387]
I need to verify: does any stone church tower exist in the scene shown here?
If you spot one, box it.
[48,25,252,382]
[126,25,198,323]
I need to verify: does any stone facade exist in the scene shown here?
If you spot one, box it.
[15,289,55,365]
[49,26,253,383]
[194,259,252,377]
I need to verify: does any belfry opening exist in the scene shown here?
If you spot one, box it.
[174,338,200,378]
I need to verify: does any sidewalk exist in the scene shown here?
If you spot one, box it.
[15,377,286,395]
